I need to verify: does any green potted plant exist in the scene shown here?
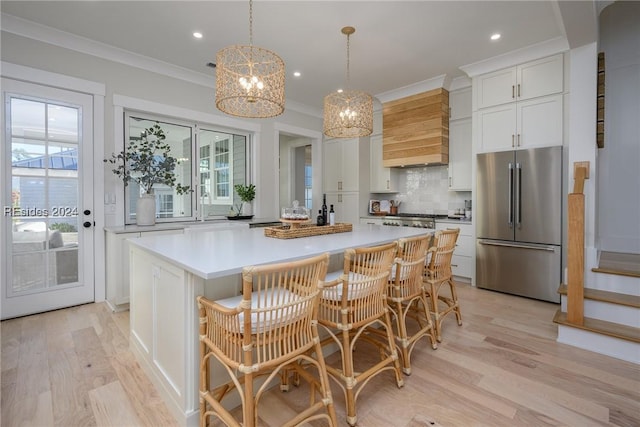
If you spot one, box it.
[105,122,191,225]
[233,183,256,217]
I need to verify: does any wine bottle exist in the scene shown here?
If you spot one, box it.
[321,194,328,226]
[329,204,335,226]
[316,209,325,226]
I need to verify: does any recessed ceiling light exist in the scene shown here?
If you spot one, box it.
[337,89,344,93]
[491,33,501,41]
[193,32,203,39]
[293,71,301,77]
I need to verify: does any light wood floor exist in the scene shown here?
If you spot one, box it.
[2,283,639,426]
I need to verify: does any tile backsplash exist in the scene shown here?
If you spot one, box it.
[372,165,471,214]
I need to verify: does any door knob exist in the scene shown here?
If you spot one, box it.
[83,209,91,215]
[83,221,92,228]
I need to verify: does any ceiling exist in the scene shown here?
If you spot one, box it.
[1,1,599,113]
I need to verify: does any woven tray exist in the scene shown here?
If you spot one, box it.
[264,223,353,239]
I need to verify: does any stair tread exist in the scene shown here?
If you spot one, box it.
[553,309,640,343]
[594,251,640,278]
[557,284,640,308]
[592,267,640,278]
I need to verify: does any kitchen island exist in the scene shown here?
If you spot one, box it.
[128,224,432,426]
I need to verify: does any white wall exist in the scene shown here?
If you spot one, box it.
[597,1,640,254]
[568,43,599,273]
[0,31,323,224]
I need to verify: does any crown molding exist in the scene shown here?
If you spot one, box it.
[1,12,321,118]
[459,36,569,78]
[448,76,472,92]
[375,74,448,104]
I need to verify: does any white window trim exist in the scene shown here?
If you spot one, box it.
[113,95,257,224]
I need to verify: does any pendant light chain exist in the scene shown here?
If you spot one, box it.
[249,0,253,47]
[346,32,351,90]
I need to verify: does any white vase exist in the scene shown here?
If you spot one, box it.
[241,202,253,217]
[136,194,156,226]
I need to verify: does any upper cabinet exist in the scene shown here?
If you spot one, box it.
[448,118,472,191]
[474,54,564,153]
[383,88,449,167]
[476,95,563,152]
[449,87,472,120]
[474,54,564,109]
[370,134,398,192]
[448,87,472,191]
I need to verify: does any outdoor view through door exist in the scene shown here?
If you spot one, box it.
[2,79,94,320]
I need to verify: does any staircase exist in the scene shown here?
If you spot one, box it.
[552,164,640,364]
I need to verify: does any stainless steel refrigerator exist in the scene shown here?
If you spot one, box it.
[476,146,562,303]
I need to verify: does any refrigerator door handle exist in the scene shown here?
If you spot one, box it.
[478,239,558,252]
[516,162,522,228]
[508,163,514,228]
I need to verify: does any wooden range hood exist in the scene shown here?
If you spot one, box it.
[382,88,449,167]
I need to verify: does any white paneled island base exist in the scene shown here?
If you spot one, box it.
[128,225,432,426]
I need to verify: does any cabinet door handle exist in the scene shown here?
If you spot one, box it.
[512,85,515,99]
[449,107,452,118]
[338,181,342,190]
[512,134,515,148]
[451,264,458,267]
[517,84,521,98]
[386,180,390,189]
[517,134,521,147]
[449,176,452,187]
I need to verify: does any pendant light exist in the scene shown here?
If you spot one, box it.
[323,26,373,138]
[215,0,285,118]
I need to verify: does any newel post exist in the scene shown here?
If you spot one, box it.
[567,162,589,324]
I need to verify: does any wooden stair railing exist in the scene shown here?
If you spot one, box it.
[567,162,589,325]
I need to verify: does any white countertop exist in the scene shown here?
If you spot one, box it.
[129,224,432,280]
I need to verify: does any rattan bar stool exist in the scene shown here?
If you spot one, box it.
[317,241,403,426]
[197,252,337,427]
[423,228,462,342]
[386,234,438,375]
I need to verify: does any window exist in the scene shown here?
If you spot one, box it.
[123,112,250,224]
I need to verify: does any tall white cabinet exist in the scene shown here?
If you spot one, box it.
[474,53,564,153]
[323,137,370,224]
[448,87,472,191]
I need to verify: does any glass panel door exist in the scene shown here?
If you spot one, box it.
[2,79,94,319]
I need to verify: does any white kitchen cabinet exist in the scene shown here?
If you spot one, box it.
[476,94,563,152]
[448,118,472,191]
[326,192,360,225]
[436,221,473,279]
[369,134,398,193]
[105,228,182,310]
[449,87,472,120]
[475,54,564,109]
[323,138,359,192]
[323,137,369,224]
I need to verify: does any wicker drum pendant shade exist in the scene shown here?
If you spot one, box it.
[324,89,373,138]
[215,0,285,118]
[216,45,285,118]
[323,26,373,138]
